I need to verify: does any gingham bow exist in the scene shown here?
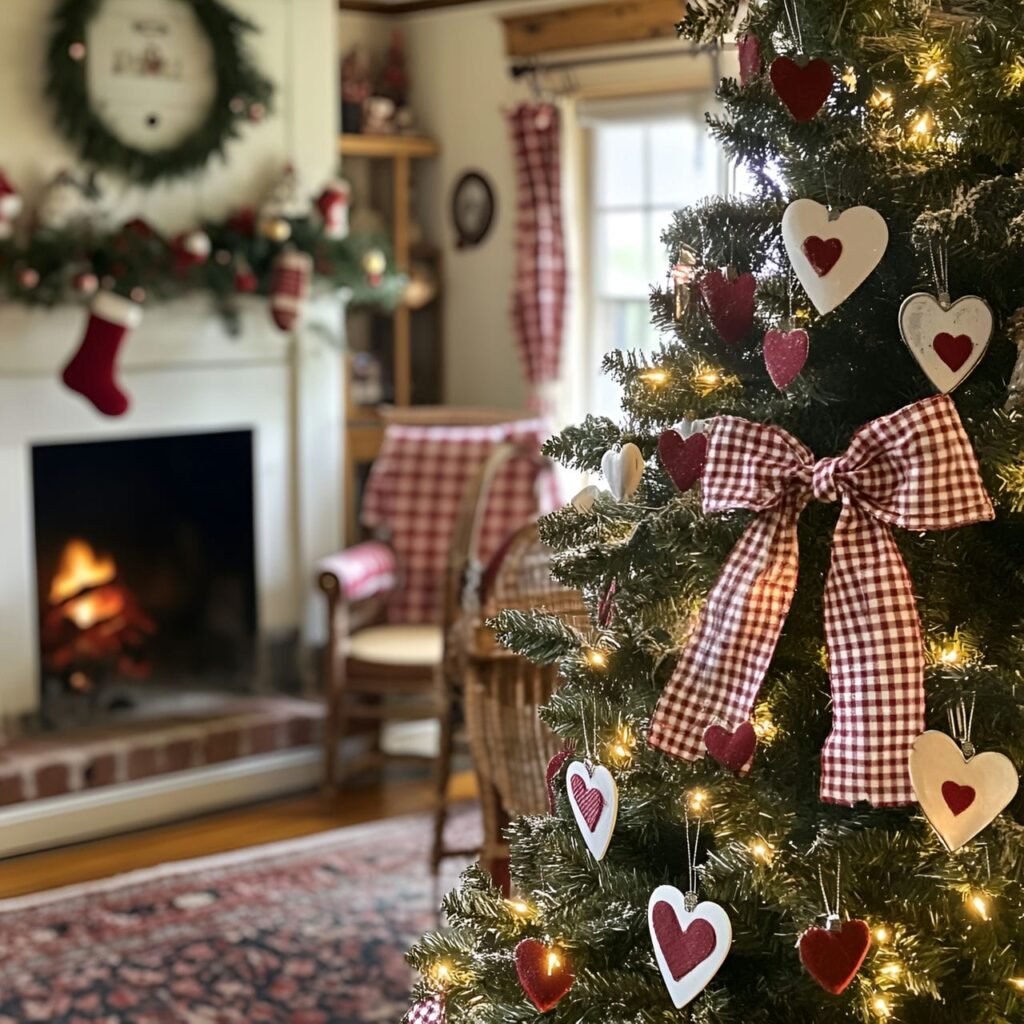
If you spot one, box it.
[648,395,993,807]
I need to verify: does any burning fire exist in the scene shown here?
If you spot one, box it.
[41,538,156,688]
[49,539,123,629]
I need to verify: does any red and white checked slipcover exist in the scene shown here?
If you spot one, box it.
[317,541,398,603]
[361,420,559,625]
[507,103,567,408]
[648,396,993,807]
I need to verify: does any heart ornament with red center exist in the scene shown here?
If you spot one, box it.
[909,730,1018,852]
[648,885,732,1009]
[898,292,994,394]
[565,761,619,861]
[782,198,889,315]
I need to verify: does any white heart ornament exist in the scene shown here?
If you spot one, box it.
[648,885,732,1009]
[782,198,889,315]
[898,292,993,394]
[570,485,603,514]
[909,730,1019,852]
[565,761,618,861]
[601,443,645,501]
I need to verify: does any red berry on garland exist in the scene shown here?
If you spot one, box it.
[235,263,259,294]
[73,271,99,296]
[249,103,266,123]
[770,56,834,122]
[172,230,211,272]
[68,42,87,61]
[228,207,257,237]
[62,292,142,417]
[18,268,40,290]
[699,267,756,345]
[130,287,146,303]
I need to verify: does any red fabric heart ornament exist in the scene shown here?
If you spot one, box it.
[651,902,719,980]
[802,236,843,277]
[659,429,709,494]
[769,57,835,122]
[545,747,574,814]
[570,774,605,831]
[942,780,976,816]
[703,722,757,771]
[515,939,574,1012]
[699,269,757,345]
[799,920,871,995]
[933,332,973,372]
[763,328,809,390]
[738,35,763,86]
[598,578,617,627]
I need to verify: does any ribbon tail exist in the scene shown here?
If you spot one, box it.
[649,494,803,762]
[819,506,923,806]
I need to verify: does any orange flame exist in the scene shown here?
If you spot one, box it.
[49,540,122,629]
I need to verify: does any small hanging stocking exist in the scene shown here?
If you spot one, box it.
[270,250,313,332]
[62,292,142,417]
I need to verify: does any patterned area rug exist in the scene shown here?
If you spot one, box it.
[0,808,477,1023]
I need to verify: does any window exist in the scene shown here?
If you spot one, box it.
[582,96,730,416]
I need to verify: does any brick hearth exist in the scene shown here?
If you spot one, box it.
[0,697,323,806]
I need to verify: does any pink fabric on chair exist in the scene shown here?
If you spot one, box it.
[317,542,398,603]
[361,420,559,625]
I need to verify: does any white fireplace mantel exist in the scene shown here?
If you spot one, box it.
[0,293,346,723]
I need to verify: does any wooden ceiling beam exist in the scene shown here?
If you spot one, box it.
[502,0,684,59]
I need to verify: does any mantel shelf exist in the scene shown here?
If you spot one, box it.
[338,133,440,159]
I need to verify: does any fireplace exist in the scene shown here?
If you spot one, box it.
[32,430,259,725]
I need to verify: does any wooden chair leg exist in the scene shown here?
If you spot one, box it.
[431,675,456,874]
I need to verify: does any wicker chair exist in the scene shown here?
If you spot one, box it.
[459,512,587,885]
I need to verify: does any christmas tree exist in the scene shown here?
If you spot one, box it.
[408,2,1024,1021]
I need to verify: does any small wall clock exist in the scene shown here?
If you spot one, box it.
[47,0,274,185]
[451,171,496,249]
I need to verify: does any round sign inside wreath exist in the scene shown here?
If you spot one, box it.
[47,0,274,185]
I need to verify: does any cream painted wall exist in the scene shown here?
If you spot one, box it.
[0,0,339,234]
[339,1,737,411]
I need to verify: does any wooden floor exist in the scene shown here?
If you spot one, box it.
[0,771,477,900]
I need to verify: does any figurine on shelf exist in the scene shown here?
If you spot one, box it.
[258,163,311,241]
[378,30,409,107]
[363,96,397,135]
[341,44,372,134]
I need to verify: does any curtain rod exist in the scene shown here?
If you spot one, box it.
[509,42,727,80]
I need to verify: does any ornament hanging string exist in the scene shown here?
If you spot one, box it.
[816,854,843,928]
[780,0,805,52]
[948,694,976,758]
[928,235,951,302]
[684,809,703,905]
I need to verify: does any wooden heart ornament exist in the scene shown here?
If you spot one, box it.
[648,885,732,1009]
[601,443,645,501]
[770,56,834,122]
[704,722,757,772]
[909,730,1019,852]
[565,761,618,861]
[799,919,871,995]
[659,422,709,494]
[763,327,809,390]
[782,199,889,315]
[699,268,756,345]
[515,939,574,1012]
[898,292,994,394]
[570,485,602,514]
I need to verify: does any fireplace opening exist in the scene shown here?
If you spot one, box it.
[32,431,258,726]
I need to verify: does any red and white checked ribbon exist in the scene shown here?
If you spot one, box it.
[648,395,993,807]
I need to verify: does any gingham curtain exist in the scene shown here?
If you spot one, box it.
[507,103,567,409]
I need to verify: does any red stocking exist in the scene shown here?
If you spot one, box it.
[270,250,312,332]
[62,293,142,417]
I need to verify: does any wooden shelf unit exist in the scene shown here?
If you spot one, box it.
[340,132,442,542]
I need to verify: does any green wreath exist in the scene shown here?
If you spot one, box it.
[47,0,275,185]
